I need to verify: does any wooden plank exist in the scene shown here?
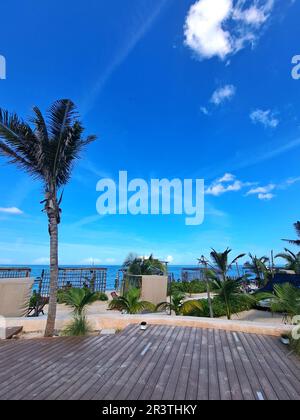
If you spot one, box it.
[213,329,231,400]
[90,325,161,401]
[243,333,290,400]
[0,337,84,400]
[0,337,78,398]
[225,332,255,400]
[150,327,186,400]
[219,330,244,400]
[197,328,209,400]
[174,327,197,400]
[137,326,182,400]
[116,326,174,400]
[165,327,194,400]
[57,326,143,400]
[207,329,221,400]
[185,328,202,400]
[253,334,300,400]
[106,326,167,400]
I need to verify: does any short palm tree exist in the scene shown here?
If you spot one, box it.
[156,292,203,316]
[0,100,96,336]
[213,278,256,320]
[244,254,270,286]
[210,248,246,281]
[62,288,98,336]
[283,221,300,246]
[257,283,300,322]
[109,288,155,314]
[276,249,300,274]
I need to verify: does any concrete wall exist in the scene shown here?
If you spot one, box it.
[141,275,168,305]
[4,313,293,337]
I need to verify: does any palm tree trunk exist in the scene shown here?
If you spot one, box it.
[44,215,59,337]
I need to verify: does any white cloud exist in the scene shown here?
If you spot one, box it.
[218,173,236,182]
[0,207,23,215]
[250,109,279,128]
[246,184,276,195]
[184,0,274,61]
[211,85,236,105]
[200,106,209,115]
[166,255,174,264]
[258,193,275,200]
[206,173,250,196]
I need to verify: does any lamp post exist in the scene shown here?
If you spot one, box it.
[198,255,214,319]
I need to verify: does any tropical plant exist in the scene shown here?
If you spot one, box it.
[123,254,166,275]
[244,253,270,286]
[283,221,300,246]
[256,283,300,322]
[156,292,203,316]
[61,288,98,336]
[210,248,246,282]
[213,277,256,320]
[109,288,155,314]
[275,249,300,274]
[0,100,96,337]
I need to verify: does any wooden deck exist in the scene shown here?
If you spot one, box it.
[0,325,299,400]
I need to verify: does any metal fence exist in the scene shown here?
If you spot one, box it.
[35,267,107,298]
[181,268,206,282]
[0,267,32,278]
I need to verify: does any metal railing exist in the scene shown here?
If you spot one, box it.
[35,267,107,298]
[0,267,32,278]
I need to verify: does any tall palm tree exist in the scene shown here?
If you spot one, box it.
[275,249,300,274]
[0,100,96,336]
[244,254,270,286]
[210,248,245,282]
[283,221,300,246]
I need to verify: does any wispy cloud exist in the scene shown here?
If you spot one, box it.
[0,207,23,215]
[184,0,274,61]
[245,177,300,200]
[211,85,236,105]
[206,173,253,196]
[250,109,279,128]
[246,184,276,200]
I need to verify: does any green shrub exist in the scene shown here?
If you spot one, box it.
[183,296,255,318]
[169,280,216,296]
[61,315,91,336]
[57,289,67,304]
[94,292,108,301]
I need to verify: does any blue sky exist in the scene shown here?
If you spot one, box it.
[0,0,300,265]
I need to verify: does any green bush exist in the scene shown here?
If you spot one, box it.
[57,289,67,304]
[184,296,255,318]
[94,292,108,301]
[169,280,216,295]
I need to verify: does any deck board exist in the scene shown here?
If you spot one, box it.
[0,325,299,401]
